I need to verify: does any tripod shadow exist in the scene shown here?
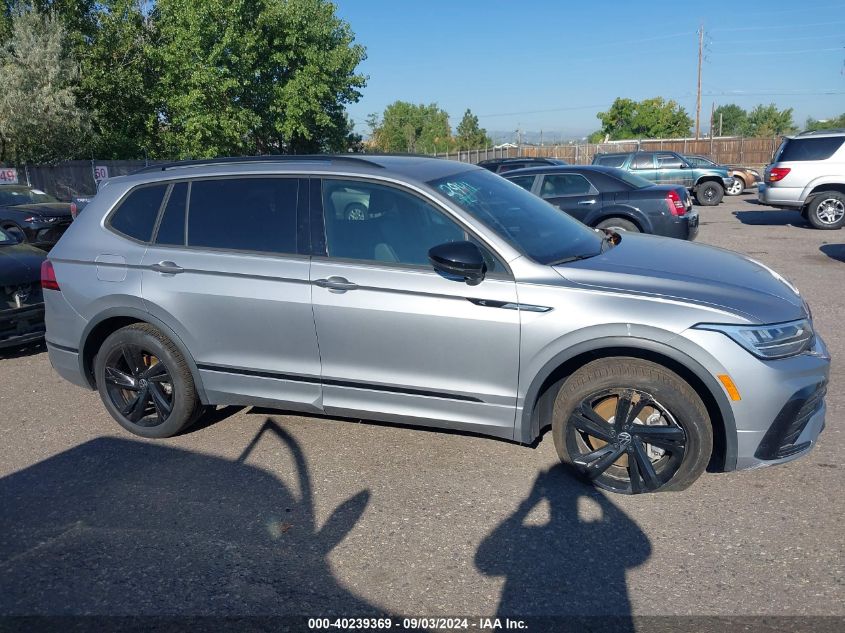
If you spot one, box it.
[476,466,650,628]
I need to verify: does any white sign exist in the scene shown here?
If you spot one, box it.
[0,168,18,184]
[94,165,109,182]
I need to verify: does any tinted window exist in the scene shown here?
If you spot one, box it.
[540,174,596,197]
[594,154,626,167]
[110,185,167,242]
[606,169,653,189]
[656,153,684,168]
[497,163,529,173]
[0,186,58,206]
[631,153,654,169]
[322,179,504,270]
[188,178,298,254]
[508,175,535,191]
[777,137,844,162]
[155,182,187,245]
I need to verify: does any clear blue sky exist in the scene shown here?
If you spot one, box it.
[334,0,845,141]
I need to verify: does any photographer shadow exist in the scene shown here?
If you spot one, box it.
[476,465,650,630]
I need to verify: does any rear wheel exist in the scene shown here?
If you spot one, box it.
[806,191,845,230]
[694,181,724,206]
[552,358,712,494]
[726,177,745,196]
[595,217,640,233]
[94,323,201,438]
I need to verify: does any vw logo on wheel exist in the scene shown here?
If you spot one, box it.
[617,431,632,445]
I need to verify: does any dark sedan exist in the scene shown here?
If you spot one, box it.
[478,156,567,174]
[504,165,699,240]
[0,227,46,348]
[0,185,74,249]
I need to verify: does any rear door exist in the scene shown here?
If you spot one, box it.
[140,176,323,412]
[629,152,658,183]
[537,172,601,223]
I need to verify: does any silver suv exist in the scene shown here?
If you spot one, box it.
[758,129,845,229]
[43,156,830,494]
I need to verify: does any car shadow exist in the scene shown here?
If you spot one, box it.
[819,244,845,263]
[0,418,384,617]
[733,209,809,227]
[475,465,650,629]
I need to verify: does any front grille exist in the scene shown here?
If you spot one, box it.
[756,381,827,460]
[0,304,45,344]
[2,283,43,310]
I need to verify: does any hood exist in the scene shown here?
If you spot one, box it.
[8,202,72,218]
[0,243,46,285]
[554,233,805,324]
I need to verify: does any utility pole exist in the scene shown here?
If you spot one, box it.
[719,112,723,137]
[695,24,703,140]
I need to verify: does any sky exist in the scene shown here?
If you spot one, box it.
[333,0,845,141]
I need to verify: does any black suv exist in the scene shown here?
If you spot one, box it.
[477,157,567,174]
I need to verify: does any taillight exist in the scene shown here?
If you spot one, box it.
[70,202,78,219]
[41,260,60,291]
[767,167,791,183]
[666,190,686,216]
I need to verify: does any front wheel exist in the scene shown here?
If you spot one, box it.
[552,358,712,494]
[94,323,201,438]
[694,181,724,206]
[806,191,845,230]
[726,177,745,196]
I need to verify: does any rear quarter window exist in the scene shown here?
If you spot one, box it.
[109,184,168,242]
[594,155,627,167]
[777,137,844,162]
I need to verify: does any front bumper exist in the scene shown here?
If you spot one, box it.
[722,177,735,189]
[0,303,45,348]
[23,220,72,247]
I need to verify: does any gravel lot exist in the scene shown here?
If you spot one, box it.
[1,192,843,624]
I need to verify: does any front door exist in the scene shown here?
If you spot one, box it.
[309,177,521,439]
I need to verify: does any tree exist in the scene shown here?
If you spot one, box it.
[370,101,452,153]
[151,0,367,158]
[596,97,692,140]
[0,9,90,163]
[455,109,491,150]
[805,113,845,132]
[746,104,795,137]
[712,104,748,136]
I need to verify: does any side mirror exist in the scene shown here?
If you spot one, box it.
[678,163,687,169]
[428,241,486,285]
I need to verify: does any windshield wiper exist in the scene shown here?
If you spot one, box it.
[547,253,597,265]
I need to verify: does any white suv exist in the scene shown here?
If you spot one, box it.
[758,129,845,229]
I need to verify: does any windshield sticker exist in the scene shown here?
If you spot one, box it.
[437,180,480,205]
[31,189,46,195]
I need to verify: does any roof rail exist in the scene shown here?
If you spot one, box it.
[797,128,845,136]
[133,154,386,174]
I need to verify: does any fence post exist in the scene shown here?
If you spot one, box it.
[683,138,688,153]
[740,137,744,164]
[24,163,31,187]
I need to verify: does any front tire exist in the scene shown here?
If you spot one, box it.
[694,181,724,206]
[726,177,745,196]
[94,323,201,438]
[552,358,712,494]
[806,191,845,230]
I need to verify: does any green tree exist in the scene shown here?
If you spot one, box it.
[805,113,845,132]
[596,97,692,140]
[712,104,748,136]
[455,108,491,150]
[152,0,366,158]
[746,104,795,137]
[0,9,90,163]
[370,101,452,153]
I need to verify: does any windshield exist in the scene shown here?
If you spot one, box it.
[428,168,603,265]
[607,169,653,189]
[0,186,58,206]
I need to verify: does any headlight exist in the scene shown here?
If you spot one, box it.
[694,319,814,359]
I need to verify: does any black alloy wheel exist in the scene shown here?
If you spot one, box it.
[103,343,174,427]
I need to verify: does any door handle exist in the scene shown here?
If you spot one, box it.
[578,199,597,205]
[314,276,359,292]
[150,261,184,275]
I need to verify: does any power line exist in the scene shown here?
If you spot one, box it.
[710,19,845,33]
[709,33,844,44]
[708,47,843,56]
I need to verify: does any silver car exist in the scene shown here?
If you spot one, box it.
[43,156,830,494]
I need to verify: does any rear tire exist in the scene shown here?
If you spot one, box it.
[694,181,724,206]
[806,191,845,230]
[552,358,712,494]
[94,323,201,438]
[595,217,640,233]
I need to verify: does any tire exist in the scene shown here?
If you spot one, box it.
[1,224,26,243]
[595,217,640,233]
[694,181,724,206]
[552,357,712,495]
[726,177,745,196]
[345,202,368,221]
[94,323,201,438]
[806,191,845,230]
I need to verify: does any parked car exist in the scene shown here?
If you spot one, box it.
[1,226,46,348]
[592,151,734,206]
[71,195,93,218]
[683,155,761,196]
[0,185,74,248]
[478,157,567,174]
[44,155,828,495]
[758,129,845,230]
[504,165,698,240]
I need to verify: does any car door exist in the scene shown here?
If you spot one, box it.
[655,153,693,187]
[629,152,657,183]
[537,172,601,223]
[140,176,323,412]
[309,177,520,439]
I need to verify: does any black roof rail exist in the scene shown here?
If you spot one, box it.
[797,128,845,136]
[133,154,387,174]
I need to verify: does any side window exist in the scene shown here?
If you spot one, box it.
[540,174,597,197]
[321,179,503,272]
[656,153,684,168]
[109,184,167,242]
[595,155,626,167]
[508,175,535,191]
[631,153,654,169]
[155,182,188,245]
[187,178,298,254]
